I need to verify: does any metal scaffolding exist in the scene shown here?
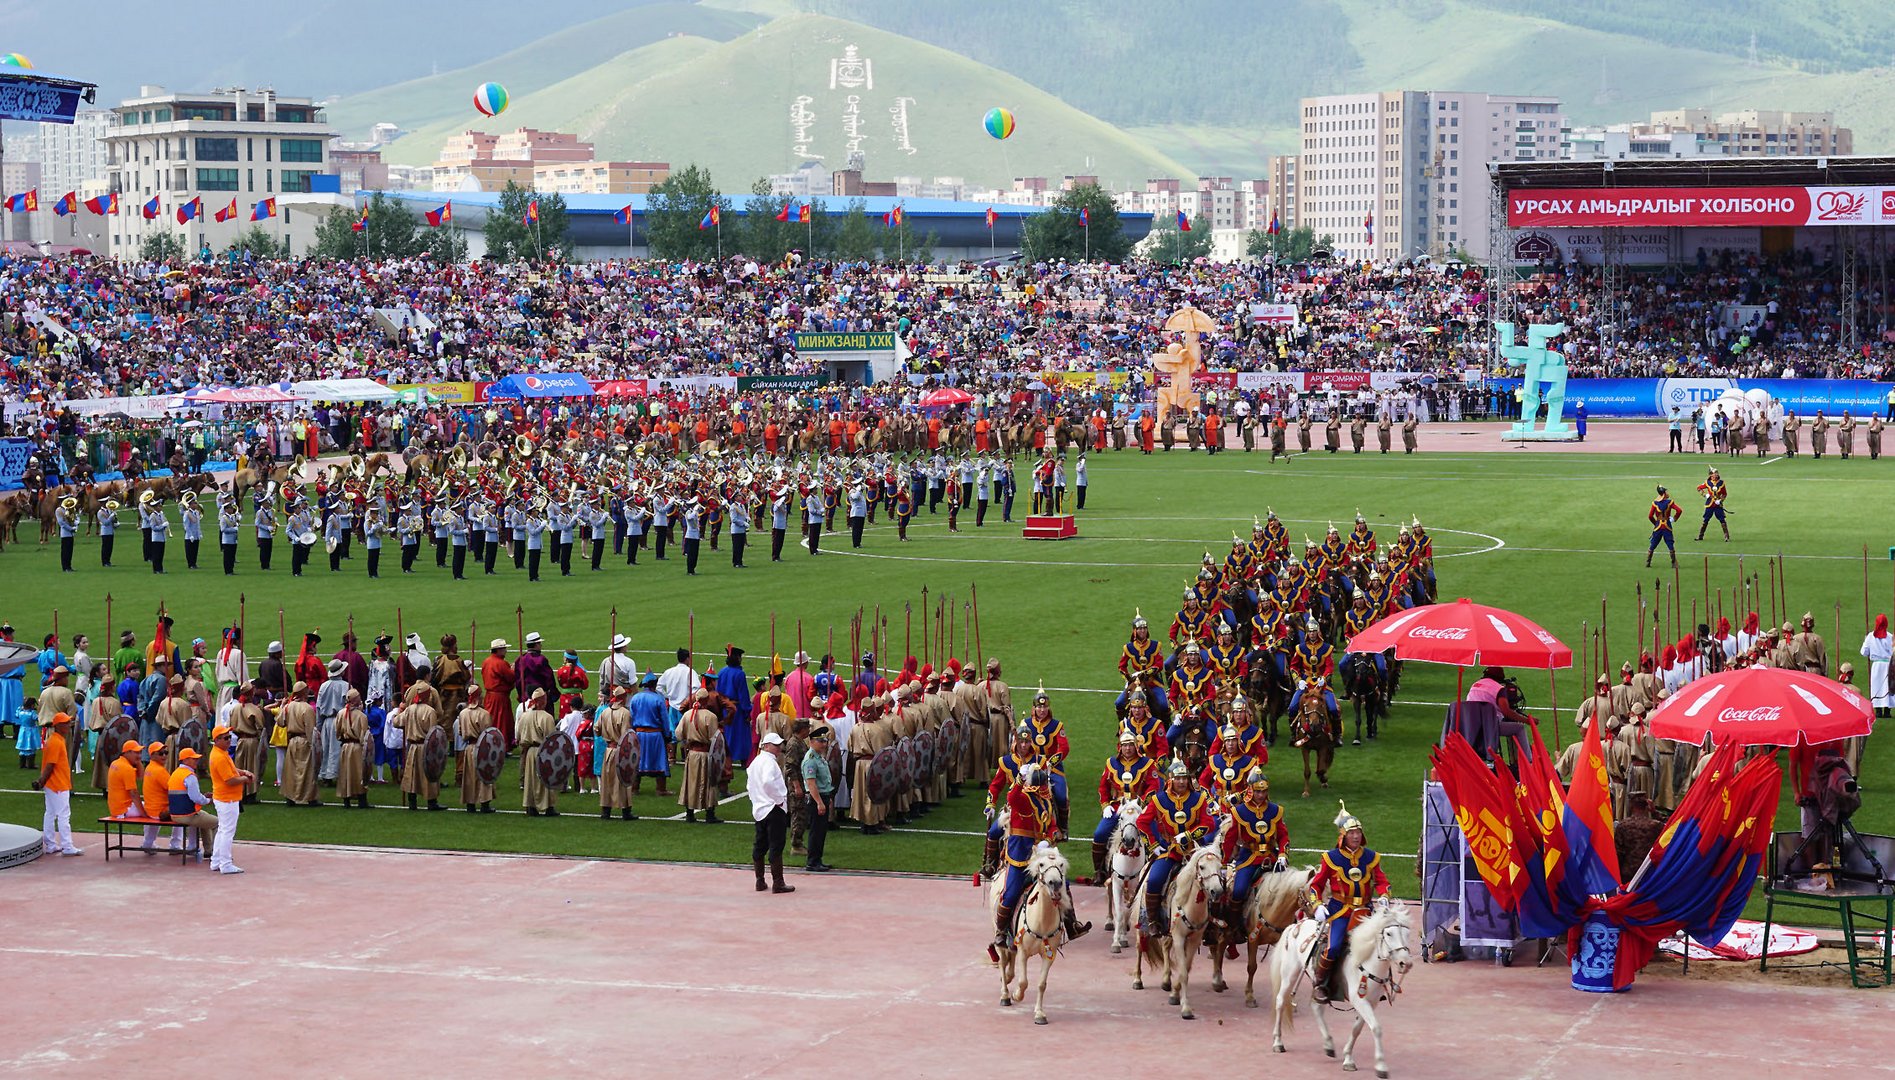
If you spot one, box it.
[1598,229,1623,371]
[1840,225,1859,354]
[1484,165,1519,354]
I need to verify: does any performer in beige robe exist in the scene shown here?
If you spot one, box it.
[156,676,194,772]
[280,683,321,806]
[956,666,988,790]
[848,696,893,832]
[982,660,1013,772]
[86,682,125,791]
[455,699,495,812]
[924,677,951,804]
[432,636,471,721]
[399,683,443,810]
[232,688,265,801]
[756,691,794,748]
[334,690,370,807]
[594,687,632,819]
[516,688,559,815]
[675,690,721,822]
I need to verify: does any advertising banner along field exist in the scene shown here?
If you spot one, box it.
[1488,377,1895,418]
[1507,186,1895,229]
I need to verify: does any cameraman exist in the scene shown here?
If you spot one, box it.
[1459,666,1533,766]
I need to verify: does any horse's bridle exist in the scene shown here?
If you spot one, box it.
[1171,852,1225,934]
[1361,917,1414,1001]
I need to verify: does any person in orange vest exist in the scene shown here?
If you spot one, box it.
[35,712,82,855]
[208,726,254,874]
[167,747,217,863]
[141,741,178,852]
[106,738,145,819]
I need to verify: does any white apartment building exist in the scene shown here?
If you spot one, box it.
[1296,90,1566,262]
[104,86,337,258]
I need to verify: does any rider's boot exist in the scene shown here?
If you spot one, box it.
[1062,895,1092,941]
[1090,840,1110,886]
[981,835,1001,880]
[1311,951,1336,1002]
[1139,892,1165,936]
[993,902,1016,949]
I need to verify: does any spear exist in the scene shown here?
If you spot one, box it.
[921,584,930,662]
[971,582,983,665]
[1768,557,1778,628]
[1672,561,1682,643]
[1580,619,1589,686]
[770,610,777,666]
[608,606,618,694]
[1737,556,1746,616]
[904,602,912,661]
[963,601,972,666]
[1865,545,1872,633]
[470,618,477,657]
[1635,582,1644,661]
[1600,593,1609,677]
[239,594,246,666]
[827,623,835,670]
[396,606,403,653]
[51,608,58,642]
[104,594,113,657]
[1835,601,1844,679]
[688,609,696,658]
[277,606,286,657]
[514,604,524,652]
[1701,555,1710,629]
[1777,549,1788,624]
[797,618,804,657]
[873,603,882,674]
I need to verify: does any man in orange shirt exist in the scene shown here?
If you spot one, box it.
[142,741,180,853]
[167,747,216,863]
[106,739,145,819]
[36,712,82,855]
[208,726,254,874]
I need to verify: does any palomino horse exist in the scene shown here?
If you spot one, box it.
[987,844,1072,1025]
[1271,902,1416,1078]
[1340,652,1386,746]
[1104,799,1150,955]
[1290,689,1338,797]
[1133,843,1226,1020]
[1203,865,1315,1008]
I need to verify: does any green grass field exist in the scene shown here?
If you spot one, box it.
[4,442,1891,896]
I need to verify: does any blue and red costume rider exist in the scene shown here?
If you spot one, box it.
[1286,615,1338,720]
[991,763,1091,948]
[1135,760,1219,933]
[1018,687,1070,836]
[1116,613,1166,717]
[1170,590,1217,661]
[1207,697,1267,761]
[1309,804,1391,1001]
[981,726,1039,875]
[1345,515,1377,564]
[1222,768,1289,913]
[1089,728,1160,883]
[1198,724,1260,801]
[1120,691,1170,760]
[1341,592,1388,682]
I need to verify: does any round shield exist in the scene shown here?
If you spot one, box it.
[474,726,506,784]
[536,731,575,789]
[895,736,916,792]
[422,725,450,781]
[939,717,961,769]
[914,729,936,783]
[614,730,639,785]
[177,717,206,758]
[103,715,137,761]
[708,730,729,780]
[866,745,899,804]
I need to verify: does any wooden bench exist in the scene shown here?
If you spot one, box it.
[97,816,204,865]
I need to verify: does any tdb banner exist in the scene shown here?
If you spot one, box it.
[1489,377,1894,418]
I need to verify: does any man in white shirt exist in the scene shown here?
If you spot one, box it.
[747,731,795,894]
[599,635,639,698]
[657,647,698,727]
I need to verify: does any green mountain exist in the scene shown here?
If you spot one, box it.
[362,11,1195,191]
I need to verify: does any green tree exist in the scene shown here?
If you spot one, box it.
[740,178,798,264]
[225,225,289,259]
[645,164,730,261]
[423,226,470,264]
[1021,184,1131,263]
[877,212,937,266]
[310,193,421,260]
[833,200,877,262]
[1245,223,1320,263]
[138,232,185,262]
[484,181,571,263]
[1146,213,1211,264]
[797,195,836,258]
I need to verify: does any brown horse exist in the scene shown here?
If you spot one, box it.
[1289,690,1337,797]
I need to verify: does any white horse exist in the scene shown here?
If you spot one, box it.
[1204,865,1315,1008]
[1104,798,1150,955]
[1271,901,1416,1078]
[987,844,1071,1025]
[1133,843,1226,1020]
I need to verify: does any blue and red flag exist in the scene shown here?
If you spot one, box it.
[883,204,903,228]
[774,201,793,223]
[1363,210,1373,243]
[351,204,369,232]
[51,191,78,216]
[1078,206,1089,227]
[698,204,719,230]
[1267,211,1281,236]
[213,198,238,223]
[424,203,452,227]
[142,195,160,220]
[1560,716,1622,895]
[984,206,997,228]
[613,205,631,225]
[798,202,811,224]
[176,196,203,224]
[251,198,276,221]
[524,198,539,226]
[1176,210,1191,232]
[85,193,120,216]
[4,188,36,213]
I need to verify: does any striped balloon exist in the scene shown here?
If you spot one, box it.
[983,107,1015,141]
[0,53,32,69]
[473,81,509,118]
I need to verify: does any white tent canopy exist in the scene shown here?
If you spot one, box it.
[290,378,398,403]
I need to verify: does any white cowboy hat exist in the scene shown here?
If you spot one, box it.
[611,634,632,650]
[524,631,543,646]
[489,638,510,651]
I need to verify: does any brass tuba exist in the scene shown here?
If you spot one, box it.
[325,462,344,488]
[447,445,469,474]
[514,433,534,459]
[350,453,367,480]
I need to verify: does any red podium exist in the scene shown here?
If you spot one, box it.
[1022,515,1078,540]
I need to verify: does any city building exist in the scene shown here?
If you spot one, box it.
[1295,89,1566,261]
[330,147,389,193]
[430,128,595,191]
[769,161,833,199]
[103,85,340,258]
[1569,109,1851,160]
[1267,155,1298,234]
[531,160,670,195]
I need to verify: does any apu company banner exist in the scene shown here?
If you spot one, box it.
[1488,377,1895,417]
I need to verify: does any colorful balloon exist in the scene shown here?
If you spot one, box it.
[473,81,509,118]
[0,53,32,69]
[983,107,1015,141]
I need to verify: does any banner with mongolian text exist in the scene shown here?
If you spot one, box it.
[391,381,479,404]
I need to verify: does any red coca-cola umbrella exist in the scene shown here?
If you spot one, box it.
[1345,597,1573,669]
[1648,666,1874,747]
[918,387,974,408]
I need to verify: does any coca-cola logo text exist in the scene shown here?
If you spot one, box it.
[1715,706,1783,724]
[1407,627,1470,640]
